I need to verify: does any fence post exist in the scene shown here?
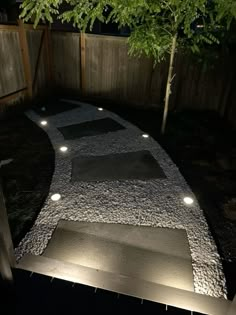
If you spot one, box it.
[0,180,15,281]
[80,32,86,93]
[18,19,33,99]
[45,24,53,84]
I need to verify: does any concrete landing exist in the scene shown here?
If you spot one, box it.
[72,150,166,182]
[43,221,193,291]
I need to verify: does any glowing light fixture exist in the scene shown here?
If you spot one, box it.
[41,107,46,111]
[183,197,194,205]
[142,134,149,138]
[40,120,47,126]
[98,107,103,111]
[51,193,61,201]
[60,146,68,152]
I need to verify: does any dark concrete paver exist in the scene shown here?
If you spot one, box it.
[58,118,125,140]
[72,150,166,182]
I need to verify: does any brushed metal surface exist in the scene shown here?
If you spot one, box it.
[17,254,232,315]
[43,221,193,291]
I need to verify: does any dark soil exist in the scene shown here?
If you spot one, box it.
[0,109,55,247]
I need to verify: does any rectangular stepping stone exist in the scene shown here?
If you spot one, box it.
[71,150,166,182]
[34,100,80,117]
[58,118,125,140]
[43,220,194,291]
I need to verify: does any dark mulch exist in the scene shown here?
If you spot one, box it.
[0,110,55,247]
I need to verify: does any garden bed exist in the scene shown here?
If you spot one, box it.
[0,98,235,298]
[0,109,55,247]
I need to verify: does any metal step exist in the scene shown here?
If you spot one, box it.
[43,221,194,291]
[17,254,229,315]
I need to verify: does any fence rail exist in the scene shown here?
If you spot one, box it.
[0,24,236,126]
[0,22,50,106]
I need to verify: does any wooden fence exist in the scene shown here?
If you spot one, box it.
[51,32,236,126]
[0,22,51,108]
[0,26,236,126]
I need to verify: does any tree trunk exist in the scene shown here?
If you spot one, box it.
[161,33,177,134]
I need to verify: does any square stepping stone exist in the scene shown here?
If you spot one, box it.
[71,150,166,182]
[34,100,80,117]
[58,118,125,140]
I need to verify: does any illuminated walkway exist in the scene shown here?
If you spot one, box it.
[15,99,226,298]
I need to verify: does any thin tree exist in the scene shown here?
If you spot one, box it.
[20,0,236,133]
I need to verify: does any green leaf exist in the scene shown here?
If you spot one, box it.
[20,0,236,60]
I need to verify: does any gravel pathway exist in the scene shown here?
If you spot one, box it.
[15,100,227,298]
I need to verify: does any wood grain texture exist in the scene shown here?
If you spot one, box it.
[52,31,81,90]
[45,26,53,83]
[0,88,26,106]
[18,20,33,99]
[85,34,152,105]
[0,25,18,31]
[0,29,235,127]
[26,29,48,97]
[0,30,25,98]
[80,32,86,92]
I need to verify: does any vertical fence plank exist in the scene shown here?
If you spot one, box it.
[0,29,26,103]
[80,32,86,93]
[52,32,81,90]
[45,25,53,83]
[32,30,46,90]
[18,20,33,99]
[0,28,236,126]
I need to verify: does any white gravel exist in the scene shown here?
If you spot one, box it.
[15,100,227,298]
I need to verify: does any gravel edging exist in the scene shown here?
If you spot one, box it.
[15,100,227,298]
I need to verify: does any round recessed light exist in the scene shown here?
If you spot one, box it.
[142,134,149,138]
[40,120,47,126]
[51,193,61,201]
[183,197,194,205]
[60,146,68,152]
[41,107,46,112]
[98,107,103,111]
